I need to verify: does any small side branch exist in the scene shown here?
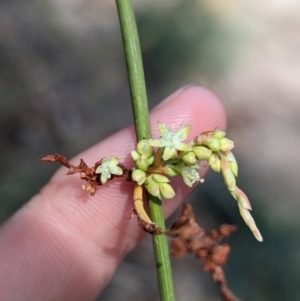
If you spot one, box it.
[41,154,128,195]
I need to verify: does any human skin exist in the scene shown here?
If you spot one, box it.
[0,85,226,301]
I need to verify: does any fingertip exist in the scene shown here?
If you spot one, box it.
[181,85,227,131]
[150,85,227,138]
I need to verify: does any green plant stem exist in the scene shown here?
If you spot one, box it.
[115,0,150,141]
[115,1,175,301]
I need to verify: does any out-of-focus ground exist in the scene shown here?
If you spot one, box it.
[0,0,299,300]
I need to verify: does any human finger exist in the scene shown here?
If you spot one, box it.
[0,85,226,301]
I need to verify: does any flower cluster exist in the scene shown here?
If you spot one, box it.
[41,121,262,242]
[130,122,262,242]
[192,130,262,242]
[131,122,204,199]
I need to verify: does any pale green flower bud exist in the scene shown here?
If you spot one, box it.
[137,140,153,158]
[195,134,204,145]
[238,205,263,242]
[182,151,197,165]
[206,137,220,151]
[221,157,236,191]
[233,186,252,210]
[131,150,140,161]
[147,156,154,166]
[132,169,146,185]
[145,174,175,199]
[145,178,160,198]
[224,151,238,177]
[219,138,234,152]
[159,183,175,199]
[212,130,226,140]
[164,165,180,177]
[208,153,221,173]
[136,154,150,171]
[152,173,170,183]
[195,133,211,145]
[193,146,212,160]
[195,132,213,145]
[229,162,238,177]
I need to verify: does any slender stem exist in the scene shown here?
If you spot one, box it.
[115,1,175,301]
[147,193,175,301]
[115,0,150,140]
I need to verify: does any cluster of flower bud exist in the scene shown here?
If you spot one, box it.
[131,140,154,171]
[196,130,234,152]
[131,140,155,185]
[144,173,175,199]
[193,130,237,180]
[131,139,179,199]
[130,122,262,241]
[192,130,262,241]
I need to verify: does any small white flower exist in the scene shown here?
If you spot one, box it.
[95,157,123,184]
[149,122,192,161]
[181,164,204,187]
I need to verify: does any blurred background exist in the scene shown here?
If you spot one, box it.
[1,0,300,300]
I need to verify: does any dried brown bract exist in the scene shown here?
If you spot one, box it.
[41,154,128,195]
[166,204,240,301]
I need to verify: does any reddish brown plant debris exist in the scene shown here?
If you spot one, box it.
[166,204,240,301]
[138,218,164,235]
[41,154,128,195]
[128,203,163,235]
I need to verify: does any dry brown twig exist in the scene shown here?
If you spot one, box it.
[165,204,240,301]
